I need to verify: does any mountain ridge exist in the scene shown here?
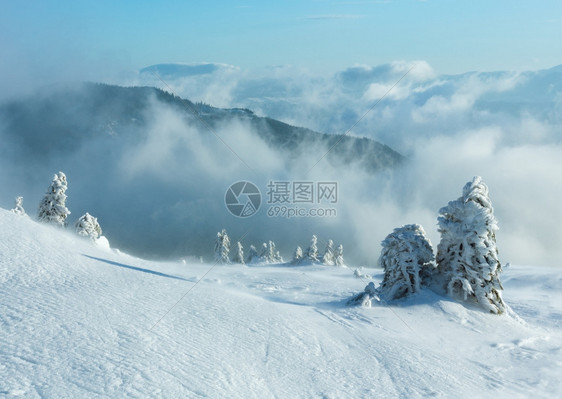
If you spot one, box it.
[0,82,404,261]
[0,82,404,173]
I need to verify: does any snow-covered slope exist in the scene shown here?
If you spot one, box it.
[1,209,561,398]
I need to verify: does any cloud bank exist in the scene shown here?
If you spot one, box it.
[133,61,562,267]
[1,61,561,268]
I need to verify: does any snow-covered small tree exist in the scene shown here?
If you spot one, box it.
[334,244,345,266]
[377,224,435,300]
[37,172,71,227]
[258,242,269,263]
[11,196,26,216]
[75,212,102,240]
[214,229,231,264]
[232,241,245,264]
[306,235,319,262]
[274,250,284,263]
[246,245,259,264]
[353,268,371,279]
[436,176,505,314]
[268,240,276,263]
[291,246,303,265]
[321,239,335,265]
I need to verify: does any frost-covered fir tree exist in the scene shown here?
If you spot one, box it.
[75,213,102,240]
[334,244,345,266]
[232,241,245,264]
[214,229,231,264]
[268,240,277,263]
[274,251,284,263]
[306,235,319,262]
[11,196,26,216]
[436,176,505,314]
[291,246,303,265]
[258,242,269,263]
[37,172,71,227]
[246,245,259,264]
[321,239,335,265]
[377,224,435,300]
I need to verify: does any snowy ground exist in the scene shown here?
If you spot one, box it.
[1,209,561,398]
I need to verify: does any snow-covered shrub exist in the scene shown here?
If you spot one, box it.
[75,213,102,240]
[37,172,71,227]
[291,246,303,265]
[436,176,505,314]
[306,235,319,262]
[214,229,231,264]
[11,196,26,216]
[378,224,435,300]
[348,282,378,307]
[322,239,335,265]
[246,245,259,264]
[232,241,245,264]
[334,244,345,266]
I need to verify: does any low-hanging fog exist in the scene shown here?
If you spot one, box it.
[1,61,561,267]
[136,61,562,268]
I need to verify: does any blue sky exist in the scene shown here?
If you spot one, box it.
[1,0,561,91]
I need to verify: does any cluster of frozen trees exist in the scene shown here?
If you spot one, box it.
[291,235,345,266]
[214,230,344,267]
[214,230,284,265]
[10,171,106,244]
[351,177,506,315]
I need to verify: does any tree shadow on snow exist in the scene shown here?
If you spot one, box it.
[83,254,188,281]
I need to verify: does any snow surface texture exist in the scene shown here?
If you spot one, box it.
[1,209,561,398]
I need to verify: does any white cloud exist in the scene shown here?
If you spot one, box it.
[412,72,525,123]
[363,82,411,101]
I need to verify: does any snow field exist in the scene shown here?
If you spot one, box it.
[1,209,561,398]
